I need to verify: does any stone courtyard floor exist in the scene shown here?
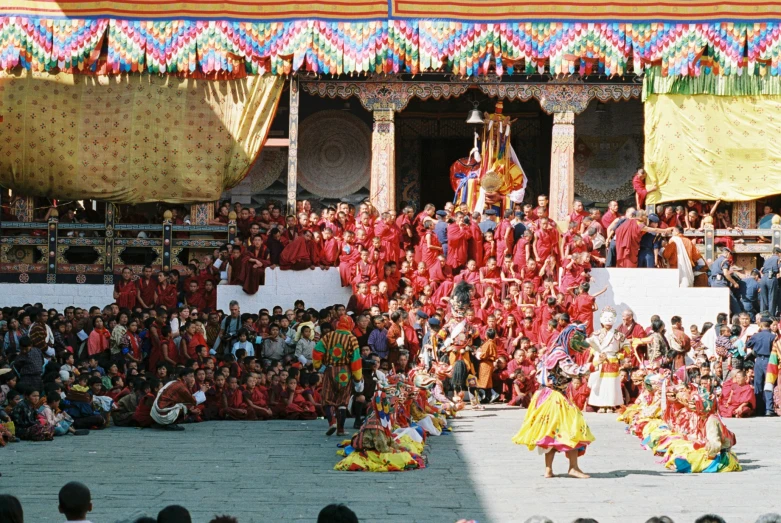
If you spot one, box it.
[2,406,779,523]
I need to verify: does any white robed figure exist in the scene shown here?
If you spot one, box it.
[586,307,629,411]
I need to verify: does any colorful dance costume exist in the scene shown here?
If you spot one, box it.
[619,372,741,473]
[512,325,596,455]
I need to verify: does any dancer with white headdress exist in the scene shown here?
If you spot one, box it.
[586,306,631,413]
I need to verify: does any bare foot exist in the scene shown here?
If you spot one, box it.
[568,468,590,479]
[544,468,555,478]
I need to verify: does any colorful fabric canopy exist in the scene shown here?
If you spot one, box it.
[3,0,779,23]
[1,18,781,78]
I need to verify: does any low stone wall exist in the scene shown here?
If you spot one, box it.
[590,268,730,329]
[0,283,115,310]
[0,268,729,330]
[216,267,352,312]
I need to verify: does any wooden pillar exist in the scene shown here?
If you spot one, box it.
[162,210,173,272]
[703,218,716,265]
[548,111,575,225]
[46,209,58,284]
[104,203,116,284]
[287,76,299,217]
[228,211,238,246]
[370,108,396,213]
[190,202,214,226]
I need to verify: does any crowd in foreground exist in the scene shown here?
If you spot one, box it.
[0,482,779,523]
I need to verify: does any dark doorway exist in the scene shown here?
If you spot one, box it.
[419,137,473,209]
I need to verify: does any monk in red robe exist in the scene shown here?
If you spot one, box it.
[282,377,317,420]
[352,249,378,290]
[151,368,204,428]
[632,168,655,210]
[136,265,157,309]
[184,280,206,310]
[114,267,137,310]
[319,227,340,267]
[601,200,619,231]
[446,213,469,270]
[154,272,178,310]
[338,231,360,287]
[279,231,318,270]
[615,210,670,268]
[242,375,273,420]
[495,211,514,261]
[347,282,373,315]
[374,212,401,263]
[242,235,270,294]
[221,376,251,420]
[719,371,755,418]
[421,224,443,268]
[570,285,599,336]
[468,213,485,268]
[566,376,591,411]
[533,218,560,264]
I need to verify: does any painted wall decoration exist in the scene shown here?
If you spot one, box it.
[297,110,372,199]
[574,99,643,203]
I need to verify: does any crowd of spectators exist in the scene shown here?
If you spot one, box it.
[0,483,779,523]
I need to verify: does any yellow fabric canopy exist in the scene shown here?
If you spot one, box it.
[0,71,283,204]
[645,94,781,204]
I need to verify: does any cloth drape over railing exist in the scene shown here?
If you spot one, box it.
[0,71,283,203]
[644,94,781,204]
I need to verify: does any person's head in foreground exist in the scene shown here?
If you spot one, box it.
[157,505,192,523]
[58,482,92,521]
[318,504,358,523]
[0,495,24,523]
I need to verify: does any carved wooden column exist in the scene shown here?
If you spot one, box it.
[370,108,396,213]
[549,111,576,224]
[46,208,58,284]
[287,76,300,217]
[104,203,116,284]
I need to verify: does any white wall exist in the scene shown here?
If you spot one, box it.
[216,267,352,312]
[0,283,115,310]
[590,268,730,330]
[0,269,728,329]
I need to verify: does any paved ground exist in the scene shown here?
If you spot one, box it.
[2,406,779,523]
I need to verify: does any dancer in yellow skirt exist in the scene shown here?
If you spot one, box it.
[512,324,603,478]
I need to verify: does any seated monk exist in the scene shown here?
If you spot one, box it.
[281,376,317,420]
[566,375,591,411]
[242,235,270,294]
[221,376,251,420]
[719,371,755,418]
[203,374,226,421]
[280,230,318,270]
[151,368,205,430]
[242,374,273,420]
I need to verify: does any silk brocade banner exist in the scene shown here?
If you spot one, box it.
[644,94,781,203]
[0,71,283,203]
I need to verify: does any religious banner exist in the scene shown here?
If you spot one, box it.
[644,94,781,203]
[0,71,283,203]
